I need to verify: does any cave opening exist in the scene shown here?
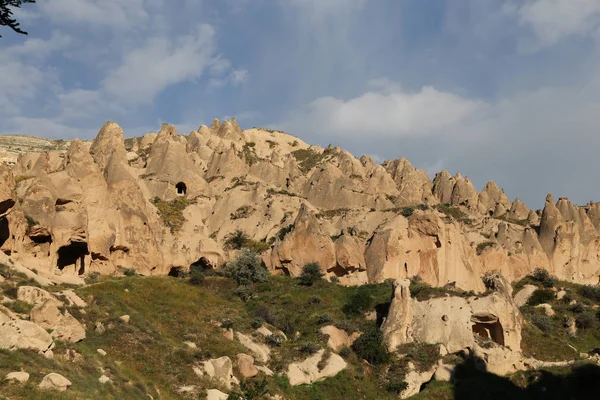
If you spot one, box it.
[57,242,89,275]
[0,217,8,248]
[190,257,213,271]
[471,313,505,346]
[176,182,187,196]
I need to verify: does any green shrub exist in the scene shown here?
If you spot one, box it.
[576,312,596,329]
[298,342,320,354]
[580,285,600,302]
[266,334,284,347]
[123,268,138,277]
[342,288,373,316]
[227,378,268,400]
[299,262,324,286]
[85,271,101,284]
[275,314,297,336]
[308,295,322,304]
[221,249,269,286]
[476,241,495,255]
[25,215,39,228]
[254,305,276,325]
[401,207,414,218]
[250,318,263,329]
[234,285,255,302]
[351,325,390,365]
[531,314,554,333]
[223,230,270,253]
[530,268,557,288]
[527,289,555,306]
[189,269,205,285]
[386,381,408,395]
[316,313,333,324]
[339,347,352,358]
[330,276,340,283]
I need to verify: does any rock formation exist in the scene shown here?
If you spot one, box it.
[1,119,600,290]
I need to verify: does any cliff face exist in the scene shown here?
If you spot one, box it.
[1,119,599,289]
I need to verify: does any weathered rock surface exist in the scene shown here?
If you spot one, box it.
[320,325,360,352]
[39,373,72,391]
[2,119,600,290]
[5,371,29,383]
[382,278,524,353]
[196,356,238,389]
[286,349,347,386]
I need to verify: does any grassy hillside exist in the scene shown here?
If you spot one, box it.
[1,268,599,399]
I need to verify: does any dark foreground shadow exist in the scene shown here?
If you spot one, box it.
[453,357,600,400]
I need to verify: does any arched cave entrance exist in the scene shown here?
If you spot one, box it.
[176,182,187,196]
[57,242,89,275]
[471,313,505,346]
[168,266,187,277]
[190,257,213,272]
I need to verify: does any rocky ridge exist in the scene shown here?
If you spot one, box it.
[0,119,599,291]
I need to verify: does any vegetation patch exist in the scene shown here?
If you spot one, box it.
[223,230,270,253]
[476,241,496,255]
[151,196,196,233]
[291,148,327,173]
[230,205,256,220]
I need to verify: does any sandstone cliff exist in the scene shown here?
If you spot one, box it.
[1,120,600,290]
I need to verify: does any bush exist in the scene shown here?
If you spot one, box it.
[275,314,297,337]
[386,381,408,395]
[266,334,284,347]
[234,285,255,302]
[401,207,414,218]
[316,313,333,325]
[222,249,269,286]
[576,312,596,329]
[530,268,557,288]
[298,342,320,354]
[123,268,138,277]
[189,269,205,285]
[580,285,600,302]
[299,262,324,286]
[227,378,268,400]
[339,347,352,358]
[482,271,504,291]
[476,241,495,255]
[531,314,554,333]
[330,276,340,283]
[351,325,390,365]
[308,295,322,304]
[250,318,263,329]
[342,288,373,316]
[254,305,276,325]
[527,289,555,306]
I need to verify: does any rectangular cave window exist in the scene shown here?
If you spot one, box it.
[471,313,505,346]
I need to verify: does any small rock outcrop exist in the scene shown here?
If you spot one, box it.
[286,349,347,386]
[39,373,72,391]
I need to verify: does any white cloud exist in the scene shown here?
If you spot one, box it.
[506,0,600,50]
[102,24,218,104]
[39,0,153,29]
[279,82,486,137]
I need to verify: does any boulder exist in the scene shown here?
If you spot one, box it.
[39,373,72,391]
[236,353,258,378]
[535,303,555,316]
[5,371,29,383]
[99,375,111,384]
[30,300,86,342]
[235,332,271,363]
[319,325,360,352]
[197,356,238,389]
[17,286,62,307]
[0,320,53,352]
[286,349,347,386]
[513,285,537,307]
[206,389,229,400]
[401,362,437,398]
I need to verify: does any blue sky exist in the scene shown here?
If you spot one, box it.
[2,0,600,208]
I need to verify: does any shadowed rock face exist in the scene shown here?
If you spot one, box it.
[1,119,600,289]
